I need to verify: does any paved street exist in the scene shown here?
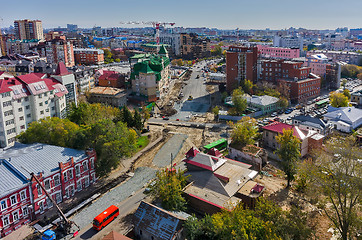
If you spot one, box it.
[172,61,212,121]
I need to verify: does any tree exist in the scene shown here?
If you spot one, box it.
[242,79,255,95]
[17,117,80,148]
[68,102,120,125]
[150,168,189,211]
[212,106,219,116]
[275,129,301,187]
[300,136,362,240]
[230,87,247,116]
[114,58,121,63]
[132,109,143,130]
[343,88,351,99]
[211,45,222,56]
[330,92,349,108]
[120,106,134,128]
[278,97,289,109]
[140,106,151,126]
[184,215,215,240]
[229,116,258,147]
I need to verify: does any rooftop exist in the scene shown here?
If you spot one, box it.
[246,95,279,106]
[262,122,312,140]
[89,87,126,97]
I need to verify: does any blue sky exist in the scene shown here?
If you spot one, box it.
[2,0,362,30]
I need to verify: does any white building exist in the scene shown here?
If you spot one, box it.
[273,35,303,52]
[159,32,181,56]
[0,73,67,148]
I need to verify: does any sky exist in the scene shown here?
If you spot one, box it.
[1,0,362,30]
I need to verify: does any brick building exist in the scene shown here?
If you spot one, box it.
[14,20,44,41]
[260,59,321,103]
[74,48,104,65]
[44,38,75,67]
[97,70,126,88]
[226,46,258,92]
[0,143,97,237]
[180,33,210,59]
[257,45,300,59]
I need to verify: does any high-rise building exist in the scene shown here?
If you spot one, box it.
[45,38,75,67]
[226,46,258,92]
[14,19,44,41]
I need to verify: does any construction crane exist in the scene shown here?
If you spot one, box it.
[120,21,175,50]
[22,167,80,237]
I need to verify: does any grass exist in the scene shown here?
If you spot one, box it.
[137,136,149,150]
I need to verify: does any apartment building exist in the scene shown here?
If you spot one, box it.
[0,73,67,148]
[5,39,40,55]
[73,48,104,65]
[45,38,75,67]
[180,33,210,59]
[0,143,96,237]
[130,49,170,102]
[226,46,258,92]
[307,50,362,65]
[14,20,44,41]
[73,67,95,93]
[261,59,321,103]
[273,35,303,51]
[159,32,181,56]
[257,45,300,59]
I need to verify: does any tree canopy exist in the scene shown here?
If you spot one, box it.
[330,92,349,108]
[150,168,189,211]
[229,87,247,116]
[299,136,362,240]
[229,116,258,148]
[275,129,301,187]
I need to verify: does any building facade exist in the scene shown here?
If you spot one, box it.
[257,45,300,59]
[226,46,258,92]
[307,50,362,65]
[73,48,104,65]
[5,39,40,55]
[273,35,303,51]
[159,32,181,56]
[0,73,68,148]
[0,143,97,237]
[88,87,127,108]
[180,33,210,59]
[14,20,44,41]
[45,38,75,67]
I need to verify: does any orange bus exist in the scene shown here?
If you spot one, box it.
[93,205,119,231]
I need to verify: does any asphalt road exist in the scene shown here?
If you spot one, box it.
[172,61,212,121]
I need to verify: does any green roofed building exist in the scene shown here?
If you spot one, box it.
[130,48,170,102]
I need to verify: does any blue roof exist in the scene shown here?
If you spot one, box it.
[1,143,87,180]
[0,160,28,197]
[293,115,327,128]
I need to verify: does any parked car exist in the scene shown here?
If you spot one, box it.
[162,116,169,120]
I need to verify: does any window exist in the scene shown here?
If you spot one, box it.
[25,97,29,101]
[2,215,9,227]
[37,185,42,196]
[3,101,11,107]
[90,158,95,169]
[68,170,73,179]
[1,200,7,210]
[44,179,50,190]
[7,128,16,135]
[2,92,11,98]
[75,165,80,175]
[12,211,19,222]
[82,161,88,171]
[20,190,26,201]
[63,171,68,182]
[4,110,13,116]
[46,198,53,208]
[22,206,28,216]
[17,99,21,103]
[39,102,43,106]
[27,113,31,118]
[85,177,89,187]
[77,180,82,191]
[51,106,55,111]
[19,116,24,121]
[38,94,42,98]
[39,201,44,212]
[40,110,44,115]
[45,100,48,104]
[55,192,62,204]
[18,107,23,112]
[10,195,17,205]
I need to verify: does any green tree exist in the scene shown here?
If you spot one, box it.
[242,79,255,95]
[275,129,301,187]
[330,91,349,108]
[132,109,143,130]
[301,136,362,240]
[114,58,121,63]
[231,87,247,116]
[229,116,258,147]
[140,106,151,126]
[212,106,219,116]
[211,45,222,56]
[343,88,351,99]
[184,215,215,240]
[120,106,134,128]
[150,168,189,211]
[17,117,80,148]
[103,48,113,64]
[278,97,289,109]
[68,102,120,125]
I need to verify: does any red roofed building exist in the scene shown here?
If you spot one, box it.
[0,73,67,148]
[98,70,126,88]
[262,122,322,157]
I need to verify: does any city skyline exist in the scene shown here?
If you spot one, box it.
[1,0,362,30]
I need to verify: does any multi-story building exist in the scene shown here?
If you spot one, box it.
[260,59,321,103]
[5,39,40,55]
[180,33,210,59]
[45,38,75,67]
[0,143,97,237]
[14,20,44,41]
[306,50,362,65]
[226,46,258,92]
[88,87,127,108]
[257,45,300,59]
[97,70,126,88]
[0,73,68,148]
[273,35,303,51]
[51,62,77,109]
[73,48,104,65]
[130,47,170,102]
[73,67,95,93]
[159,32,181,56]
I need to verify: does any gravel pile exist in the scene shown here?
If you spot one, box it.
[152,134,188,168]
[71,167,156,229]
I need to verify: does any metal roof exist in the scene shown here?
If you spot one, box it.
[1,143,87,178]
[0,159,28,197]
